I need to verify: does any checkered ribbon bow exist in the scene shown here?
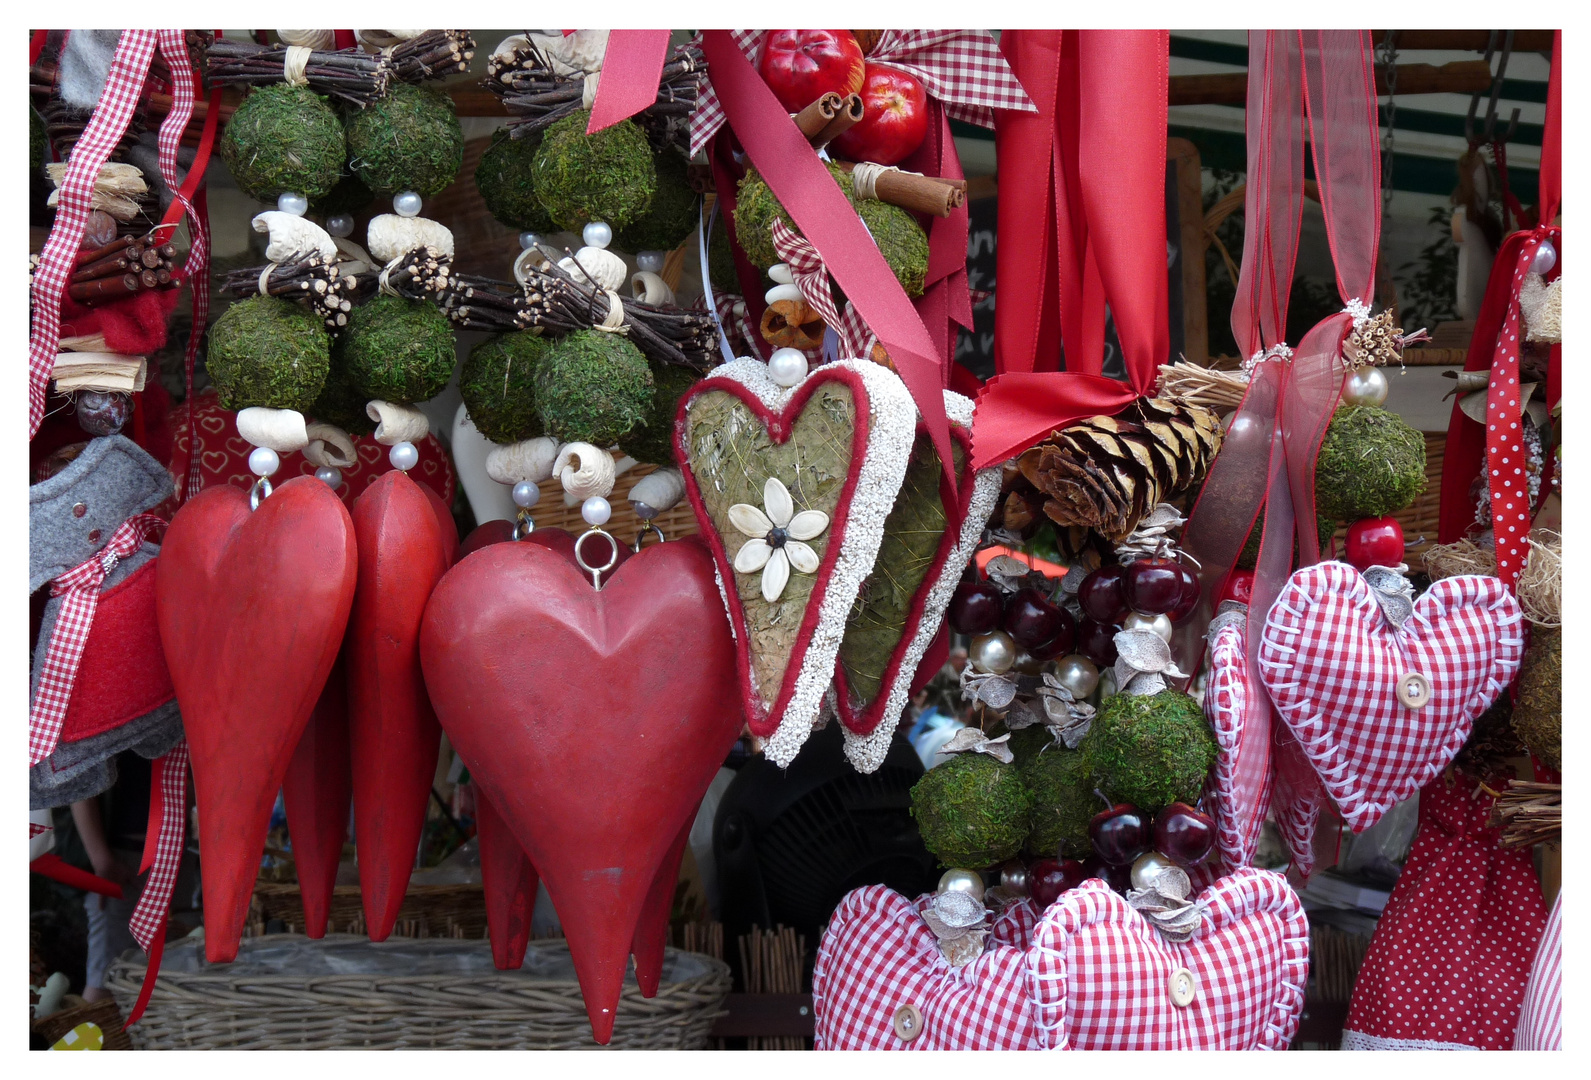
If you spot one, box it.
[29,513,165,767]
[770,219,877,361]
[688,30,1034,156]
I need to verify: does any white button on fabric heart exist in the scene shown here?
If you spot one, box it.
[1396,671,1432,709]
[1169,967,1198,1008]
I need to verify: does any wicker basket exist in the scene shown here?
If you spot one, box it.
[248,882,489,940]
[32,997,133,1050]
[106,934,731,1050]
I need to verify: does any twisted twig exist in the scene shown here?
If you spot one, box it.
[205,31,475,106]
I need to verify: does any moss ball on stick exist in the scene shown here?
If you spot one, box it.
[207,296,330,412]
[1081,690,1216,814]
[910,752,1032,869]
[1018,741,1096,860]
[534,329,655,446]
[459,331,549,444]
[531,110,656,231]
[1314,404,1427,521]
[220,84,345,203]
[614,151,697,254]
[344,84,464,197]
[619,359,698,466]
[339,295,457,405]
[476,128,554,234]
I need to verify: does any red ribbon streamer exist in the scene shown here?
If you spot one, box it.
[29,853,126,899]
[585,29,673,135]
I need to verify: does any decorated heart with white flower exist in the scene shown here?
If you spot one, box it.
[1257,563,1524,832]
[677,358,917,766]
[832,390,1004,774]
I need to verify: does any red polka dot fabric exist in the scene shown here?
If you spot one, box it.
[1342,776,1547,1050]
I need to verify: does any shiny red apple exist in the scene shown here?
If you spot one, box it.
[1152,802,1216,865]
[1123,556,1185,616]
[1168,565,1202,625]
[1001,587,1068,651]
[758,30,865,114]
[1075,618,1119,667]
[1345,516,1405,569]
[1078,565,1128,624]
[1028,857,1088,908]
[1028,615,1078,662]
[1219,568,1255,606]
[1089,803,1150,867]
[830,63,928,166]
[949,580,1003,635]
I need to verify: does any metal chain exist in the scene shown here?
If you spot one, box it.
[1378,31,1399,209]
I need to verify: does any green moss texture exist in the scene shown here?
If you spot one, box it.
[531,110,655,231]
[459,331,549,444]
[534,329,655,446]
[207,296,330,412]
[1081,690,1216,814]
[614,150,697,253]
[910,753,1032,869]
[1314,404,1427,522]
[476,128,554,234]
[344,84,464,197]
[339,295,456,404]
[220,84,345,203]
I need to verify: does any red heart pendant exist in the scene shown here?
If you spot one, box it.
[476,788,538,970]
[420,536,741,1043]
[631,818,693,997]
[281,653,351,938]
[156,478,357,961]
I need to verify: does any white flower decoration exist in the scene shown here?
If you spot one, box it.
[729,477,829,602]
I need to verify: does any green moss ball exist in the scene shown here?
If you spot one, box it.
[206,296,330,412]
[344,84,463,197]
[459,331,550,444]
[220,85,345,203]
[1314,405,1427,521]
[534,330,655,446]
[1511,628,1560,771]
[532,110,656,231]
[614,151,697,253]
[619,360,697,466]
[734,163,929,297]
[339,295,456,404]
[708,223,739,294]
[310,170,373,217]
[1236,502,1340,570]
[476,129,554,234]
[1081,691,1216,814]
[31,105,46,172]
[910,753,1032,869]
[1018,743,1096,860]
[308,349,376,436]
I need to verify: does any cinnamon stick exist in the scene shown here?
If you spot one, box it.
[835,160,965,218]
[793,92,843,142]
[69,274,140,305]
[139,247,163,269]
[73,235,134,268]
[814,94,863,146]
[73,253,132,281]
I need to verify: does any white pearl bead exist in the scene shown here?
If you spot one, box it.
[276,192,308,217]
[1130,850,1177,890]
[631,500,658,521]
[325,213,354,238]
[388,441,419,471]
[519,231,541,250]
[393,191,423,218]
[969,630,1017,675]
[512,480,541,508]
[248,447,280,477]
[768,347,809,388]
[1053,654,1100,698]
[1342,365,1389,408]
[1123,611,1175,642]
[314,465,342,489]
[581,496,612,526]
[938,869,985,903]
[1531,239,1557,275]
[582,221,613,250]
[636,250,666,273]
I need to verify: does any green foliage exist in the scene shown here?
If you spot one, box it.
[207,296,330,412]
[910,753,1032,869]
[618,359,696,465]
[1081,690,1215,814]
[339,295,457,404]
[1314,405,1427,520]
[344,84,464,197]
[459,331,550,444]
[534,329,655,445]
[220,85,345,203]
[614,150,698,253]
[476,128,553,233]
[531,110,656,231]
[1017,740,1096,859]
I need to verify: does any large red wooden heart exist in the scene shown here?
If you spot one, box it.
[475,789,538,970]
[420,536,741,1043]
[156,478,356,962]
[631,818,692,997]
[281,653,351,938]
[1258,563,1524,832]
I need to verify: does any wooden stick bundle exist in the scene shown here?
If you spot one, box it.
[736,924,807,1050]
[205,31,475,107]
[220,252,361,329]
[1487,780,1561,849]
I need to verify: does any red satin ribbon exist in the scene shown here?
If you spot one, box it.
[586,29,672,134]
[29,853,125,899]
[699,30,956,492]
[901,102,974,380]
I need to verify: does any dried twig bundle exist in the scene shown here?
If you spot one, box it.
[205,30,475,107]
[1155,360,1250,413]
[221,252,360,329]
[1486,780,1560,849]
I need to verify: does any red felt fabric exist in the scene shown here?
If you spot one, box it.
[55,556,176,746]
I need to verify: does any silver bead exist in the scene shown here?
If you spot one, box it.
[938,868,985,903]
[1341,365,1389,408]
[276,191,308,216]
[1130,850,1177,890]
[582,496,612,526]
[582,221,613,250]
[1053,654,1100,698]
[248,446,281,477]
[393,191,423,218]
[512,480,541,508]
[1531,239,1558,275]
[631,500,658,521]
[326,213,355,238]
[314,466,343,489]
[1123,611,1174,642]
[767,347,809,388]
[636,250,666,273]
[519,231,541,250]
[388,441,419,472]
[999,861,1029,895]
[968,631,1018,675]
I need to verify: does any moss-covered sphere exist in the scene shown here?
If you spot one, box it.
[708,222,739,294]
[220,84,345,203]
[910,753,1032,869]
[619,360,697,465]
[1511,628,1560,770]
[1018,742,1097,859]
[1314,404,1427,522]
[1236,502,1340,570]
[344,84,464,197]
[459,331,549,444]
[734,163,929,297]
[207,296,330,412]
[614,151,697,253]
[475,128,554,234]
[339,295,456,404]
[534,330,655,446]
[531,110,655,231]
[1081,690,1216,814]
[309,348,377,436]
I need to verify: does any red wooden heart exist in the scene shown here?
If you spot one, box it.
[281,653,351,938]
[156,478,356,962]
[420,537,741,1043]
[476,788,538,970]
[347,471,454,941]
[631,818,693,997]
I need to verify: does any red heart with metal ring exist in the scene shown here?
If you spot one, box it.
[156,477,357,962]
[420,536,741,1044]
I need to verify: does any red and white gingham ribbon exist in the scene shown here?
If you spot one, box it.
[770,219,877,361]
[124,741,189,1027]
[28,30,158,439]
[30,513,165,767]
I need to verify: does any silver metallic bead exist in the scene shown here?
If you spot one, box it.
[631,500,658,521]
[314,466,343,489]
[938,868,985,903]
[1053,654,1100,699]
[1131,850,1177,890]
[248,446,280,477]
[1123,611,1174,642]
[767,347,809,388]
[1341,364,1389,407]
[512,480,541,509]
[277,191,308,216]
[999,861,1029,895]
[326,213,355,238]
[969,630,1018,675]
[393,191,423,218]
[582,496,612,526]
[1531,239,1557,275]
[582,221,613,250]
[519,231,541,250]
[388,441,419,471]
[636,250,666,273]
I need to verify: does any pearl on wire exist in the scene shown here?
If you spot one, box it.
[389,441,419,471]
[938,869,985,903]
[393,191,423,218]
[326,213,355,238]
[636,250,666,273]
[968,630,1017,674]
[277,192,309,217]
[1122,611,1175,643]
[768,347,809,388]
[519,231,541,250]
[1053,654,1100,698]
[314,465,343,489]
[581,496,612,526]
[1531,240,1558,275]
[1342,365,1390,407]
[512,480,541,508]
[248,447,281,477]
[582,221,613,250]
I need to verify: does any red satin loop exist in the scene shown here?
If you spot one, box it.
[902,102,974,378]
[1297,30,1381,304]
[585,29,672,135]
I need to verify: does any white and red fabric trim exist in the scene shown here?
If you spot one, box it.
[1513,891,1562,1051]
[1203,618,1274,869]
[128,742,190,953]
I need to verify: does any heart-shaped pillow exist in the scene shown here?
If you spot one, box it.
[677,358,916,766]
[1257,563,1524,832]
[1202,617,1269,870]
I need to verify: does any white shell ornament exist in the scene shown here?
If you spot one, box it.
[235,406,309,453]
[251,211,338,263]
[558,247,628,292]
[486,436,560,486]
[366,214,455,263]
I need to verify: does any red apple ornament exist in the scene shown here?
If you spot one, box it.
[1219,568,1255,606]
[1089,804,1150,867]
[1345,516,1405,569]
[1078,565,1128,624]
[948,580,1003,635]
[1029,857,1088,908]
[1123,556,1185,616]
[758,30,865,113]
[1001,587,1070,652]
[831,63,929,166]
[1153,802,1216,866]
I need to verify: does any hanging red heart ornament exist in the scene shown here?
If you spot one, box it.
[156,478,357,962]
[632,818,693,997]
[281,653,351,938]
[420,536,741,1043]
[476,789,538,970]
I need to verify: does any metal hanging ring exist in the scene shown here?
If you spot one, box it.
[249,475,274,511]
[631,522,666,553]
[511,508,536,541]
[573,527,620,591]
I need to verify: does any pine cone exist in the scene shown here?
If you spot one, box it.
[1017,398,1223,542]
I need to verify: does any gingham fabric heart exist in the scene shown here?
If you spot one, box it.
[1257,564,1524,832]
[1028,869,1308,1050]
[1202,620,1272,870]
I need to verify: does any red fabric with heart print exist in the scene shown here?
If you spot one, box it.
[1257,564,1524,832]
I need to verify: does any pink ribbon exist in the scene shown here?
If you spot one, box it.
[584,29,673,134]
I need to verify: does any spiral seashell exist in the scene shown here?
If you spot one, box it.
[485,436,560,485]
[365,400,430,446]
[628,466,685,514]
[630,270,675,306]
[302,422,357,469]
[251,211,338,264]
[554,442,617,500]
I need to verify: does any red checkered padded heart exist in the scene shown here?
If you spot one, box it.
[1257,564,1524,832]
[814,884,1041,1050]
[1203,620,1274,870]
[911,892,1040,951]
[1028,869,1309,1050]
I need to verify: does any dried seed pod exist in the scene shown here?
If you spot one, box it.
[759,298,826,351]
